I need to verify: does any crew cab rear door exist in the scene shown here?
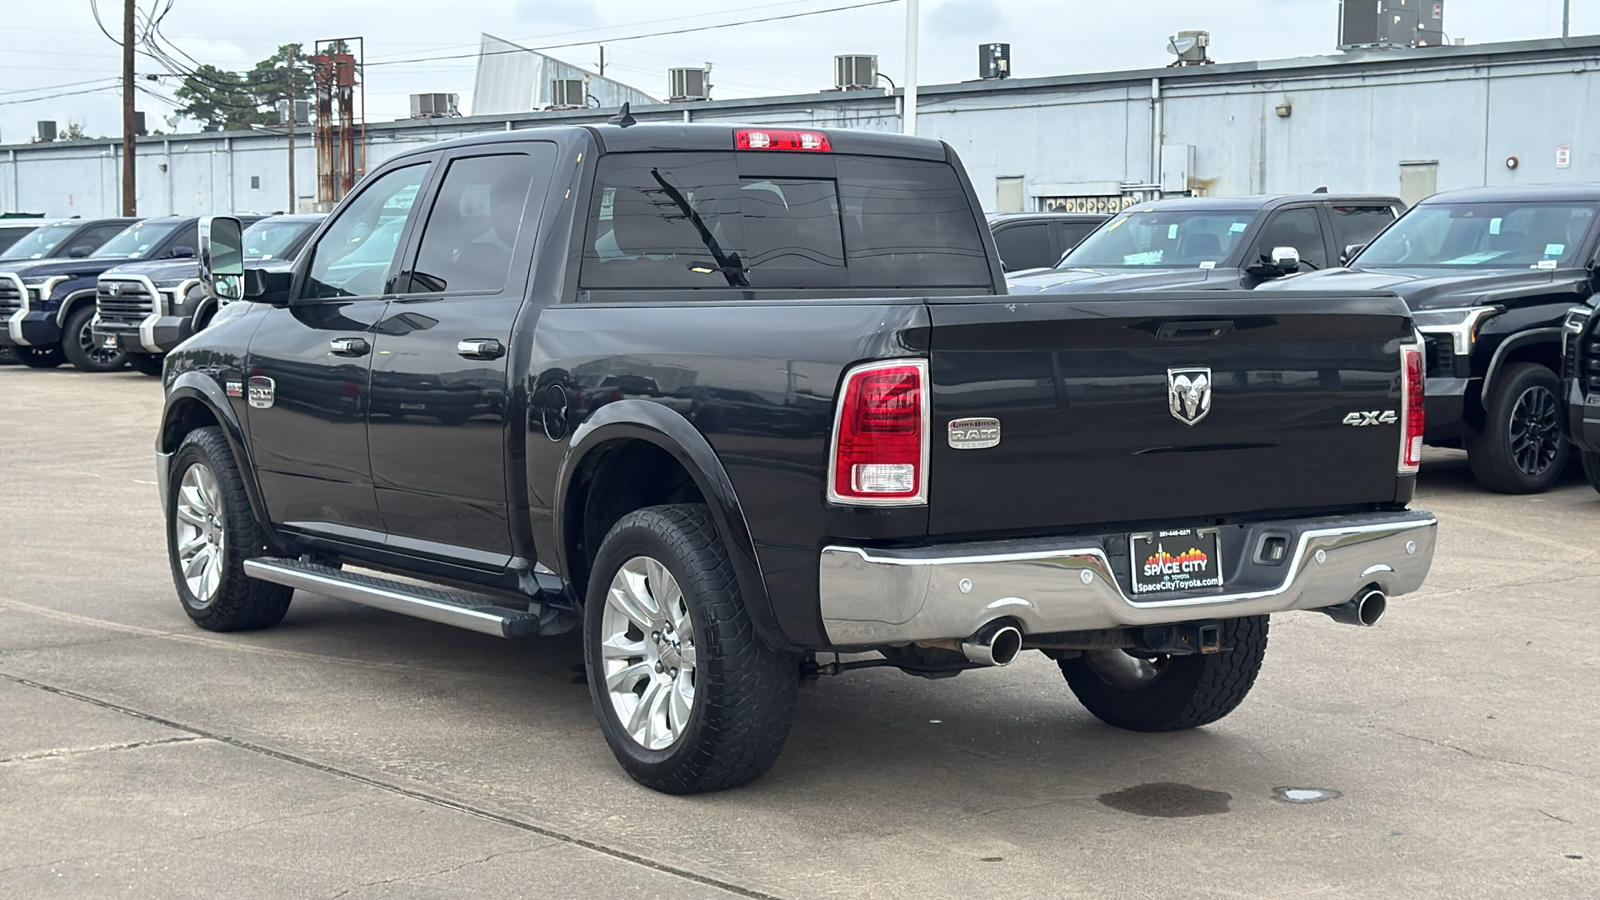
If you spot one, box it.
[925,291,1414,536]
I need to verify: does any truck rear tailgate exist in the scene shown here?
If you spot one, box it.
[926,291,1415,536]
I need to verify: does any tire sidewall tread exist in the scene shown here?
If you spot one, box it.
[1467,362,1568,494]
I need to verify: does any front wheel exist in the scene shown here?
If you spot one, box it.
[126,352,165,377]
[61,305,125,372]
[1582,450,1600,496]
[167,427,292,631]
[1059,615,1268,732]
[1467,363,1568,494]
[584,504,798,794]
[12,345,65,368]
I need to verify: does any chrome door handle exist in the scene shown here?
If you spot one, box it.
[456,338,505,360]
[329,337,371,357]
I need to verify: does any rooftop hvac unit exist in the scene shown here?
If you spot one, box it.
[1339,0,1445,50]
[408,92,459,119]
[979,43,1010,80]
[36,120,57,143]
[277,99,311,126]
[1166,30,1211,65]
[669,67,711,102]
[835,54,878,90]
[549,78,586,109]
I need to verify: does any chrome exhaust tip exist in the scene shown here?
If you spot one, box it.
[1321,589,1387,627]
[960,623,1023,667]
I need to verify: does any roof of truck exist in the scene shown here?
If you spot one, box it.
[385,122,951,163]
[1119,194,1404,213]
[1417,184,1600,203]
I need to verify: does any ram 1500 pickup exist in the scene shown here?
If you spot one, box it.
[159,120,1438,794]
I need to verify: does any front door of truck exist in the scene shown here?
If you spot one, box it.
[366,142,557,564]
[245,160,434,539]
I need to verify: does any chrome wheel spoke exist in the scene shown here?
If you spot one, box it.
[627,678,664,741]
[605,660,653,693]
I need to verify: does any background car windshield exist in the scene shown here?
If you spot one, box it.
[91,221,179,258]
[1061,209,1256,268]
[1358,202,1597,268]
[243,220,316,261]
[0,223,73,259]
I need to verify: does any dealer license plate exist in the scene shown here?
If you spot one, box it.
[1129,528,1224,596]
[102,335,118,349]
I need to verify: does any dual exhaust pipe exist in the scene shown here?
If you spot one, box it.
[1321,589,1387,627]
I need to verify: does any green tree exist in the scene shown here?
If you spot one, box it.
[172,44,314,132]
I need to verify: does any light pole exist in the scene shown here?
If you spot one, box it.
[1564,0,1571,38]
[903,0,919,135]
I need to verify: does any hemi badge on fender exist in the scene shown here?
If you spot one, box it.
[247,376,276,409]
[948,417,1001,450]
[224,380,244,398]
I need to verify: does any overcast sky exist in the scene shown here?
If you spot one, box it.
[0,0,1592,145]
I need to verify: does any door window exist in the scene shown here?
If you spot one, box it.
[302,163,429,299]
[1252,207,1329,270]
[410,154,539,294]
[1329,205,1398,260]
[992,223,1052,271]
[1054,220,1098,253]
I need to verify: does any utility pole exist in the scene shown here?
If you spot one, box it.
[121,0,136,215]
[903,0,919,135]
[286,47,296,213]
[598,46,605,78]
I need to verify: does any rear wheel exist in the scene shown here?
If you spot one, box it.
[61,304,125,372]
[584,504,798,794]
[1467,363,1568,494]
[127,352,165,377]
[167,427,292,631]
[1059,615,1268,732]
[1582,450,1600,496]
[13,345,65,368]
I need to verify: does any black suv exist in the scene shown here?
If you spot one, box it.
[95,214,315,375]
[1007,194,1403,294]
[0,217,214,371]
[0,217,136,365]
[1263,185,1600,493]
[987,212,1107,273]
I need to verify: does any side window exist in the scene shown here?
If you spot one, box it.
[167,223,199,256]
[1253,207,1329,270]
[1055,221,1097,252]
[302,163,429,300]
[1329,206,1398,260]
[992,223,1052,271]
[82,223,130,250]
[409,153,539,294]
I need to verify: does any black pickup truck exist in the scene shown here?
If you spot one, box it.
[1263,186,1600,494]
[159,122,1437,793]
[1562,300,1600,494]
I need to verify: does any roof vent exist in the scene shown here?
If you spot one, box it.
[408,93,460,118]
[36,120,57,143]
[669,66,711,102]
[548,78,586,110]
[834,54,878,90]
[979,43,1010,80]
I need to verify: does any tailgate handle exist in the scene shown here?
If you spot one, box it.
[1157,320,1233,341]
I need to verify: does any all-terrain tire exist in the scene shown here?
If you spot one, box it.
[1467,363,1568,494]
[60,304,125,372]
[12,345,65,368]
[1060,615,1269,732]
[1582,450,1600,497]
[127,352,165,377]
[584,504,798,794]
[166,427,292,631]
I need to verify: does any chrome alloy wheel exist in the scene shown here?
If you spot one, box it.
[599,556,698,751]
[174,463,226,604]
[1508,384,1562,477]
[1084,649,1169,689]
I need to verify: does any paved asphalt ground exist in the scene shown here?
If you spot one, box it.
[1,365,1597,899]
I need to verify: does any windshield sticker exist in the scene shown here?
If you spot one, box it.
[1489,217,1502,235]
[1124,250,1165,265]
[1228,222,1248,234]
[1199,261,1216,269]
[1107,216,1129,231]
[1545,243,1566,256]
[1167,224,1180,239]
[1535,259,1558,269]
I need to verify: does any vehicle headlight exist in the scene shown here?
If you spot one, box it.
[158,278,201,315]
[1564,304,1593,334]
[21,275,69,304]
[1412,306,1501,356]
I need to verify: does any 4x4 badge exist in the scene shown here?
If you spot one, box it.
[247,376,276,409]
[1167,367,1212,426]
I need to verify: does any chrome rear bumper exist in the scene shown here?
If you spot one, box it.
[818,510,1437,647]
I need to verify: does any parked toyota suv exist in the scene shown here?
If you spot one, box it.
[1561,300,1600,494]
[157,122,1436,793]
[1007,194,1404,294]
[1263,185,1600,494]
[0,218,137,264]
[95,214,313,375]
[0,217,215,371]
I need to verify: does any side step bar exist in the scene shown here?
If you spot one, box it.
[243,558,551,638]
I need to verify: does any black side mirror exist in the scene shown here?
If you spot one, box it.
[169,245,196,259]
[67,244,94,258]
[243,268,293,305]
[199,216,245,302]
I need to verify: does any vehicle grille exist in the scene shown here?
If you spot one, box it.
[0,277,22,317]
[96,279,155,325]
[1421,333,1454,379]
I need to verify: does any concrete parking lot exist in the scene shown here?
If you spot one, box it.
[1,366,1596,899]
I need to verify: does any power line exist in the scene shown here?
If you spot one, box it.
[0,77,123,99]
[365,0,900,67]
[0,84,122,107]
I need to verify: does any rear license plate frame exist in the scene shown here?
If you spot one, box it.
[1129,527,1224,597]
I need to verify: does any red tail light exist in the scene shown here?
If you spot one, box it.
[1400,345,1424,474]
[829,360,928,505]
[736,129,831,152]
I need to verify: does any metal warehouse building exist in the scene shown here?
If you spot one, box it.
[3,34,1598,218]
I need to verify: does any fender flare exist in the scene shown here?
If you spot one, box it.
[554,399,787,651]
[160,372,284,554]
[53,288,99,327]
[1480,327,1564,405]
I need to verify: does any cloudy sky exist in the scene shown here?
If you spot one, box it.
[0,0,1591,144]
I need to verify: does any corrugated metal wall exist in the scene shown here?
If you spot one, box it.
[471,34,655,115]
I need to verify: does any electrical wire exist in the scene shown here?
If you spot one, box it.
[0,77,122,99]
[0,84,123,107]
